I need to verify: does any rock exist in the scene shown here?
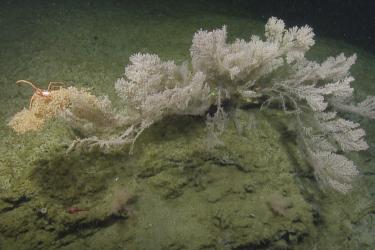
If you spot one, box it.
[0,109,316,249]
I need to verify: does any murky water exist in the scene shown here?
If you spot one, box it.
[0,1,374,249]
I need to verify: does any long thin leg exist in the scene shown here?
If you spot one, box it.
[16,80,40,92]
[29,94,36,109]
[47,81,65,91]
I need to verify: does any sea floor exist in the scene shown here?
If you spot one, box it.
[0,1,375,249]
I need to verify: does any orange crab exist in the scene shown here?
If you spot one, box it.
[16,80,64,109]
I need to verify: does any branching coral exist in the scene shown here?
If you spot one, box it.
[188,17,374,193]
[69,54,212,153]
[10,17,375,193]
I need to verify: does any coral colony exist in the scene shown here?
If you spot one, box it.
[10,17,375,193]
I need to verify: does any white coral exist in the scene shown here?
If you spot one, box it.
[315,114,368,152]
[62,94,127,134]
[115,53,178,110]
[72,54,212,153]
[116,54,212,120]
[308,151,359,193]
[62,17,375,194]
[332,96,375,119]
[190,17,314,84]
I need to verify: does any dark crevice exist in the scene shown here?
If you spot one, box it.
[0,194,31,213]
[234,230,308,250]
[57,214,127,244]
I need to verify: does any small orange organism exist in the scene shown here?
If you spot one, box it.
[16,80,64,109]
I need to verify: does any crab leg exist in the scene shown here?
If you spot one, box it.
[29,94,36,109]
[16,80,40,92]
[47,81,65,91]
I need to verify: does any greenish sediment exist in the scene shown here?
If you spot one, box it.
[0,109,316,249]
[1,1,375,249]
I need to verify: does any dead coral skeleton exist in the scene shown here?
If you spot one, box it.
[9,80,125,135]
